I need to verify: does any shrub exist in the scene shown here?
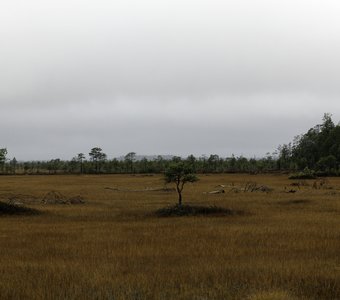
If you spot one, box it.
[155,204,238,217]
[289,168,317,180]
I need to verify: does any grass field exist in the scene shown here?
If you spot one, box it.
[0,174,339,299]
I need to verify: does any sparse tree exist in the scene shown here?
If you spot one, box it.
[0,148,8,173]
[77,153,86,174]
[48,158,61,174]
[208,154,220,172]
[10,157,17,174]
[89,147,106,173]
[124,152,136,173]
[164,162,199,206]
[155,155,165,172]
[186,154,197,172]
[69,157,78,173]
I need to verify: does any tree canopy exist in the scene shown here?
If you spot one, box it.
[0,148,7,172]
[164,162,199,206]
[278,113,340,174]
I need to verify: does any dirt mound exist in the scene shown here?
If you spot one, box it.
[244,182,273,193]
[8,194,39,205]
[0,193,39,205]
[42,191,85,205]
[68,195,85,204]
[255,185,273,192]
[290,181,309,188]
[42,191,68,204]
[230,182,273,193]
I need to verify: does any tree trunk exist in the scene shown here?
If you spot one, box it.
[178,191,182,206]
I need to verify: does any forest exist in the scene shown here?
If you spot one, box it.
[1,114,339,175]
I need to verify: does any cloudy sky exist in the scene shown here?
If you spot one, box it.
[1,0,340,160]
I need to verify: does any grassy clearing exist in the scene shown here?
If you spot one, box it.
[0,174,339,299]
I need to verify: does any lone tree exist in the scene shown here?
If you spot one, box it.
[164,162,199,206]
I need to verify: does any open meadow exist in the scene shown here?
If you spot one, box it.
[0,174,339,300]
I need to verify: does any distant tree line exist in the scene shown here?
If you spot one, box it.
[1,114,339,176]
[0,148,278,175]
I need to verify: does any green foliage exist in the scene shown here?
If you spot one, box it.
[288,167,317,180]
[0,148,7,171]
[89,147,107,173]
[164,162,198,205]
[77,153,85,172]
[124,152,136,173]
[317,155,337,172]
[279,114,340,175]
[47,159,62,174]
[0,151,284,175]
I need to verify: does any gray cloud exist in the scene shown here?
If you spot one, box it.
[1,0,340,159]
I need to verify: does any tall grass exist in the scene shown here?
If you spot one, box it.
[0,174,339,299]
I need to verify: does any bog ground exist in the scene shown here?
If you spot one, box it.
[0,174,339,300]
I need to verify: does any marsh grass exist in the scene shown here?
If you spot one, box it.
[0,174,339,299]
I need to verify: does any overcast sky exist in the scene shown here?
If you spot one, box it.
[1,0,340,160]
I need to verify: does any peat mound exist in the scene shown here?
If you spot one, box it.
[0,201,40,216]
[68,195,86,204]
[155,204,241,217]
[0,193,39,205]
[42,191,68,204]
[42,191,85,205]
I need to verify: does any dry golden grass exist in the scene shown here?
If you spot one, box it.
[0,174,339,299]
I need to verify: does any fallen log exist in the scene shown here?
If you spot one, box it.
[204,189,225,194]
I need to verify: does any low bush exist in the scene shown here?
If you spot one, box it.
[155,204,239,217]
[288,168,317,180]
